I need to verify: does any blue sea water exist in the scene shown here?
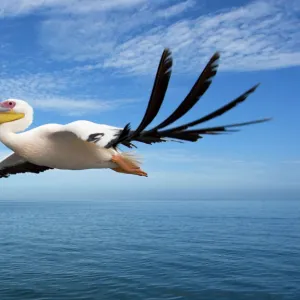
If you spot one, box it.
[0,199,299,300]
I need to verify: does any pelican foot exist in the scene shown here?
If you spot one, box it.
[111,155,148,177]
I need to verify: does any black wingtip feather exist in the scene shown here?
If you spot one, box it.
[244,83,260,97]
[126,48,173,140]
[209,52,220,70]
[184,117,271,135]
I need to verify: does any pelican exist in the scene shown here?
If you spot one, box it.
[0,49,270,178]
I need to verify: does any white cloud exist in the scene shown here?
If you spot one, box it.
[39,1,194,62]
[0,73,67,96]
[32,97,137,116]
[0,0,299,73]
[102,0,300,74]
[156,0,195,18]
[0,0,147,17]
[40,17,119,62]
[0,73,136,115]
[35,0,300,74]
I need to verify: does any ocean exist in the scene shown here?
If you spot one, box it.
[0,199,299,300]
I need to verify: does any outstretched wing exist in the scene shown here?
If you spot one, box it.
[106,50,270,148]
[0,153,53,179]
[50,49,270,150]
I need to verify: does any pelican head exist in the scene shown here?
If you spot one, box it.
[0,99,33,132]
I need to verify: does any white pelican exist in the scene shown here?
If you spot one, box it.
[0,49,270,178]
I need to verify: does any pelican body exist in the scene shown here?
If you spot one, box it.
[0,49,270,178]
[2,121,117,170]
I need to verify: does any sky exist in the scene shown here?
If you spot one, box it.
[0,0,299,200]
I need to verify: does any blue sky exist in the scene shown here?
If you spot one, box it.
[0,0,299,200]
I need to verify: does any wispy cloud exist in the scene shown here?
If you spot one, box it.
[32,97,137,116]
[101,0,300,74]
[2,0,298,74]
[34,0,300,75]
[0,0,147,17]
[0,73,68,96]
[0,73,136,115]
[156,0,196,18]
[38,1,193,62]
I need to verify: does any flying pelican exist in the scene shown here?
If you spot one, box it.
[0,49,270,179]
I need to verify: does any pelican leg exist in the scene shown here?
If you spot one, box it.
[111,155,148,177]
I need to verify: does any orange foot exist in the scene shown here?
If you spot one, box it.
[111,155,148,177]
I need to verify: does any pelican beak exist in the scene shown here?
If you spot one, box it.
[0,106,24,124]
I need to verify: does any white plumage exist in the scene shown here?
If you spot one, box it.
[15,122,120,169]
